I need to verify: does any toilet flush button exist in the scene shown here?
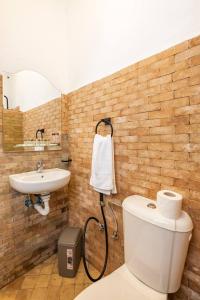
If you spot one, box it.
[147,203,156,209]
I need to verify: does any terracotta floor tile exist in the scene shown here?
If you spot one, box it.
[43,257,54,265]
[40,263,53,275]
[0,255,97,300]
[30,288,47,300]
[51,254,57,262]
[46,286,60,300]
[74,272,85,285]
[84,276,92,285]
[49,274,62,287]
[74,284,85,297]
[1,277,25,292]
[21,276,38,289]
[15,289,33,300]
[84,283,91,288]
[26,265,42,276]
[52,262,59,275]
[35,275,50,288]
[61,277,75,286]
[59,285,74,300]
[77,261,85,273]
[0,290,18,300]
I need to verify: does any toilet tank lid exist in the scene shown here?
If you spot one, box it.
[122,195,193,232]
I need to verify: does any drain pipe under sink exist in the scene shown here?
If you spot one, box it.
[34,194,50,216]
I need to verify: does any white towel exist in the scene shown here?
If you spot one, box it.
[90,134,117,195]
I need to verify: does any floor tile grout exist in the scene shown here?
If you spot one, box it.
[0,254,98,300]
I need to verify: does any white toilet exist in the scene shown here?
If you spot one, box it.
[75,195,193,300]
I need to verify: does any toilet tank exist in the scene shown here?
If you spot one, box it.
[122,195,193,294]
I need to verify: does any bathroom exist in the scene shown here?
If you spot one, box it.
[0,0,200,299]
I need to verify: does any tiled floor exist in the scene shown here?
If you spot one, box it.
[0,255,98,300]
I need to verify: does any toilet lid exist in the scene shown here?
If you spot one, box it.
[75,265,167,300]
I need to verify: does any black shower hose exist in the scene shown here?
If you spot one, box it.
[83,193,108,282]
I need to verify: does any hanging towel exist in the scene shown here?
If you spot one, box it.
[90,134,117,195]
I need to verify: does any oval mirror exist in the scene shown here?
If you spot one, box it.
[2,70,62,152]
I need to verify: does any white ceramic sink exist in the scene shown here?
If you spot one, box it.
[9,168,71,194]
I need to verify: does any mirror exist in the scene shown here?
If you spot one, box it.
[2,70,62,152]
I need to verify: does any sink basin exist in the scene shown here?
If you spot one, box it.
[9,168,71,194]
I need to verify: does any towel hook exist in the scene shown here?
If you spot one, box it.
[95,118,113,137]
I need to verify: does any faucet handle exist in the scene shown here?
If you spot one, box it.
[36,160,44,171]
[36,160,42,166]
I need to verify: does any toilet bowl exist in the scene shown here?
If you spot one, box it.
[75,264,167,300]
[75,194,192,300]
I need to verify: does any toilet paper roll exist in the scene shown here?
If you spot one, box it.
[157,190,182,219]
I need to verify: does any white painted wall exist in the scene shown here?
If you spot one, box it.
[3,71,60,111]
[65,0,200,92]
[0,0,69,92]
[0,0,200,94]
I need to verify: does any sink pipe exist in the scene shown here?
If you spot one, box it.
[34,194,50,216]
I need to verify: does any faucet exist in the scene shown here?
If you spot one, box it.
[36,160,44,173]
[36,129,45,140]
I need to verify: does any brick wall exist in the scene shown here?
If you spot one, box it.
[66,35,200,299]
[0,34,200,299]
[23,97,62,143]
[3,109,23,151]
[0,76,69,288]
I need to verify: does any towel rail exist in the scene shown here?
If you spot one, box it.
[95,118,113,137]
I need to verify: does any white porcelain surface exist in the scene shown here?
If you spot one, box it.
[122,195,193,232]
[75,265,167,300]
[123,195,192,293]
[9,168,71,194]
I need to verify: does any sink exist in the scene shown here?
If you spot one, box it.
[9,168,71,194]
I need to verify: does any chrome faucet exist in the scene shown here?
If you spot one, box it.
[36,160,44,173]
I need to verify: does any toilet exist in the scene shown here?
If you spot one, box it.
[75,195,193,300]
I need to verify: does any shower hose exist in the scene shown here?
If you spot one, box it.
[83,193,108,282]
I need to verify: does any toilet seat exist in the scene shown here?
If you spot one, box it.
[75,265,167,300]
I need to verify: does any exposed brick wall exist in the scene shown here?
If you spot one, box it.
[62,94,68,135]
[0,34,200,299]
[0,76,69,288]
[3,109,23,151]
[66,35,200,299]
[23,97,62,143]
